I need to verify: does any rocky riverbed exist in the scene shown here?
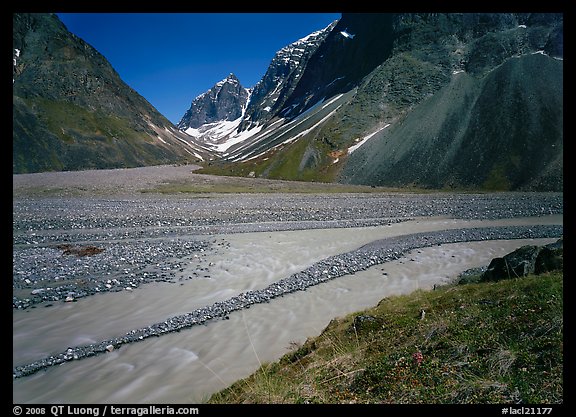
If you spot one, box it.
[13,224,562,379]
[13,166,563,383]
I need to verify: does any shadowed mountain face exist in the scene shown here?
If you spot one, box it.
[334,14,563,191]
[13,13,212,174]
[277,13,396,118]
[339,53,563,191]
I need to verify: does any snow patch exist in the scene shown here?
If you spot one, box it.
[241,106,341,162]
[172,134,208,154]
[181,148,204,160]
[529,50,562,60]
[263,106,272,112]
[452,69,465,75]
[340,29,355,39]
[281,104,299,116]
[269,80,284,97]
[242,89,252,114]
[294,21,336,44]
[518,24,527,28]
[281,92,342,120]
[13,48,20,83]
[184,117,241,141]
[283,106,341,145]
[266,118,285,129]
[348,124,391,154]
[321,93,344,109]
[325,76,345,88]
[184,127,200,137]
[332,157,339,164]
[214,124,264,153]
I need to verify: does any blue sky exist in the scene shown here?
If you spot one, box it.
[56,13,341,124]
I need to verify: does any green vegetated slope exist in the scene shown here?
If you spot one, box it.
[209,271,563,404]
[13,13,202,173]
[13,97,186,172]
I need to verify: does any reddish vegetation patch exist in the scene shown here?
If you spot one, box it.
[56,244,104,257]
[328,150,347,159]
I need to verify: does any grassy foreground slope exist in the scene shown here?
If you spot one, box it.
[209,272,562,404]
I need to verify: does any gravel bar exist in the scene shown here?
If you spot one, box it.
[14,193,563,245]
[12,238,211,310]
[13,224,562,379]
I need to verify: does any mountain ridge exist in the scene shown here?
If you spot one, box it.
[12,13,214,174]
[14,13,563,192]
[238,20,337,131]
[193,12,563,191]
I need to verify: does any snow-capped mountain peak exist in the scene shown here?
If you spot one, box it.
[238,20,337,131]
[177,20,337,152]
[177,73,250,131]
[215,73,240,88]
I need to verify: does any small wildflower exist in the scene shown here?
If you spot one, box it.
[413,351,423,366]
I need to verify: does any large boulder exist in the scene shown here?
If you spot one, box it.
[480,238,562,282]
[535,238,563,274]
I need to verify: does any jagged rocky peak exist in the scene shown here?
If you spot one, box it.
[274,22,336,65]
[178,73,250,130]
[238,20,337,131]
[215,72,241,88]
